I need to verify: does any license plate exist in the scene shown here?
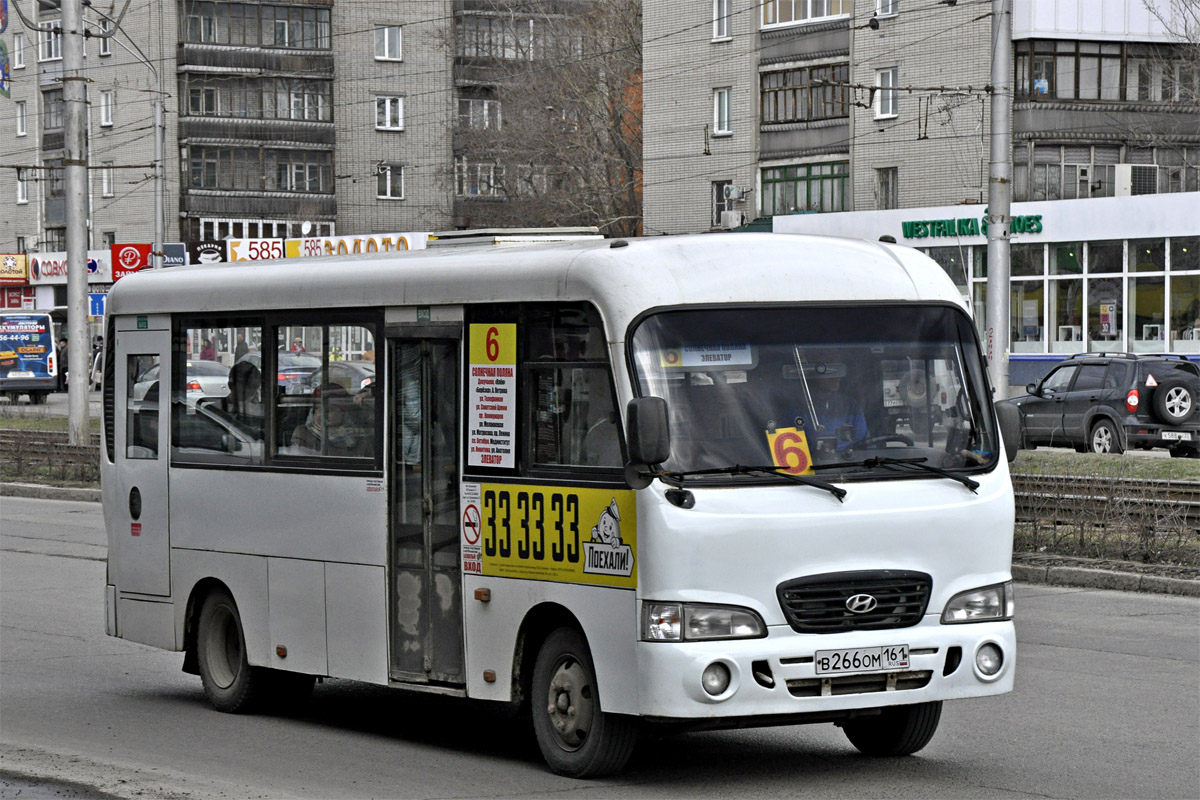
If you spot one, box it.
[815,645,910,675]
[1161,431,1192,441]
[8,371,33,378]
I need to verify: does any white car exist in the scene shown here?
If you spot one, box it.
[133,360,231,402]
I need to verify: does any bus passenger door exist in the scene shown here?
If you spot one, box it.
[388,337,464,685]
[112,325,171,597]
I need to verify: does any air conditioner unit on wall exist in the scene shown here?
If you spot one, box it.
[720,210,745,229]
[723,184,747,202]
[1114,164,1133,197]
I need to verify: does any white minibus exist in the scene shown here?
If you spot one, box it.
[102,233,1018,777]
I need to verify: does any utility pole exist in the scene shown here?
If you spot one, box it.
[62,0,91,445]
[985,0,1012,400]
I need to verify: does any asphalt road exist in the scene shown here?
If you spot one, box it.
[2,497,1198,799]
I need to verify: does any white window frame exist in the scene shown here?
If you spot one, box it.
[16,101,27,136]
[713,0,732,40]
[761,0,849,28]
[713,87,732,135]
[876,0,898,17]
[375,96,404,131]
[39,22,63,62]
[100,89,115,126]
[374,25,402,61]
[875,67,898,119]
[99,19,113,56]
[17,169,29,204]
[101,162,115,197]
[377,164,405,200]
[14,33,26,69]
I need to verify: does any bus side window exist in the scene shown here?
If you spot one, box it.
[126,355,161,459]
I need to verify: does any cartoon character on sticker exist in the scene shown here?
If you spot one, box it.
[591,498,622,547]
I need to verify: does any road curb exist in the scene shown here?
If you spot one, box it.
[3,482,1197,597]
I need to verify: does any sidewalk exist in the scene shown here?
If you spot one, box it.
[3,481,1196,597]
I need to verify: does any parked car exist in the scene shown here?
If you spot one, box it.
[1000,353,1199,457]
[304,360,376,396]
[132,360,231,402]
[233,350,322,394]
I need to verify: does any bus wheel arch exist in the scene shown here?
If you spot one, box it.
[182,578,230,675]
[513,603,581,708]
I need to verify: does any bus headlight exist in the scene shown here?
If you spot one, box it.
[941,581,1014,624]
[642,602,765,641]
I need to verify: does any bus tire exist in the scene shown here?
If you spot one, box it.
[841,700,942,757]
[197,588,267,713]
[531,627,638,778]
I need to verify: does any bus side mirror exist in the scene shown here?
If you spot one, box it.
[994,401,1021,463]
[624,396,670,489]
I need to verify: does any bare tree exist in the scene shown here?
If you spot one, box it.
[448,0,642,237]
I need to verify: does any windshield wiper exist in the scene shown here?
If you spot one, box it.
[812,456,979,493]
[654,464,847,502]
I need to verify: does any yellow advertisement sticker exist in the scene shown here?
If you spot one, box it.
[461,482,637,588]
[765,427,815,475]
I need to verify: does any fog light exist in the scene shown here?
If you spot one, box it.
[976,643,1003,676]
[701,662,731,696]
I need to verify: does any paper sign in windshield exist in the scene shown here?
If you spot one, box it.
[468,324,517,468]
[660,344,754,368]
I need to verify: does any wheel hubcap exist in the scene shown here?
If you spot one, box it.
[1165,388,1191,418]
[1092,427,1113,453]
[203,605,241,689]
[545,657,594,751]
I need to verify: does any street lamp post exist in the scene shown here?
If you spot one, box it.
[985,0,1013,400]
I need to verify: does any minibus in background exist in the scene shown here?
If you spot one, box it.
[102,233,1018,777]
[0,311,59,404]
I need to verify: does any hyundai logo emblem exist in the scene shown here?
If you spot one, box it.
[845,594,878,614]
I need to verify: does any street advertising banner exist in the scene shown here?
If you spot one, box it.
[284,232,428,258]
[0,254,27,285]
[227,238,285,262]
[163,243,187,268]
[27,250,113,285]
[187,241,227,265]
[111,243,152,281]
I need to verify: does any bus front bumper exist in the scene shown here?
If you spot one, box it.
[634,618,1014,720]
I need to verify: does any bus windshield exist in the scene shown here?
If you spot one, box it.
[629,304,999,480]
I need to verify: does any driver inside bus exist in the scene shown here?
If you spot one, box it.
[801,358,867,454]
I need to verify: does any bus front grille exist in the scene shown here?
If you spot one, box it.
[786,670,933,697]
[777,570,931,633]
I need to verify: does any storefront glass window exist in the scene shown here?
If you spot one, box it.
[1011,243,1045,276]
[1171,274,1200,353]
[1129,276,1166,352]
[1087,277,1123,351]
[1170,236,1199,271]
[1050,243,1083,275]
[1011,280,1045,353]
[972,246,987,279]
[1087,240,1123,274]
[972,282,986,341]
[1129,239,1165,273]
[1049,279,1084,353]
[924,247,968,294]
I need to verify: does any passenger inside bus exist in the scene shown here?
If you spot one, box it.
[798,356,867,455]
[290,382,371,457]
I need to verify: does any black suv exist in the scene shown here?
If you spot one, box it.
[1003,353,1199,458]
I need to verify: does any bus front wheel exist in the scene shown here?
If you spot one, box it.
[840,701,942,756]
[531,628,638,778]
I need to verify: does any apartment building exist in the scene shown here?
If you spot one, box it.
[643,0,1199,378]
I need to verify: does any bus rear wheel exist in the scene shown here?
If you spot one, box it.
[531,628,638,778]
[197,589,264,712]
[840,701,942,756]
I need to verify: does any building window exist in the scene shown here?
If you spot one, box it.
[877,0,897,17]
[761,161,849,215]
[457,96,502,130]
[101,162,115,197]
[876,167,897,209]
[375,25,402,60]
[99,19,113,56]
[761,0,847,27]
[100,90,115,126]
[102,231,117,249]
[39,22,62,62]
[712,180,733,228]
[375,96,404,130]
[713,87,732,135]
[16,102,27,136]
[43,228,67,251]
[455,157,504,197]
[713,0,732,39]
[761,64,850,123]
[43,90,65,131]
[13,33,26,68]
[17,169,29,204]
[377,164,405,199]
[1014,40,1196,103]
[876,67,898,118]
